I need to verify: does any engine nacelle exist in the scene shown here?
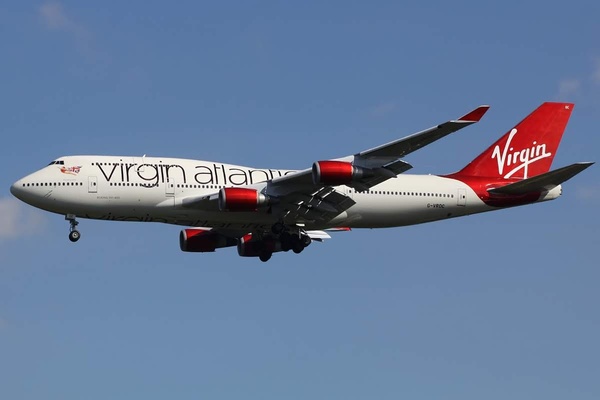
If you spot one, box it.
[180,229,237,252]
[312,161,371,185]
[237,234,280,257]
[218,187,270,212]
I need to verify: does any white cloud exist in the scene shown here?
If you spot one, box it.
[38,2,95,59]
[368,102,398,118]
[0,316,8,331]
[556,57,600,100]
[591,58,600,85]
[39,2,71,30]
[0,197,47,240]
[556,78,581,99]
[575,185,600,201]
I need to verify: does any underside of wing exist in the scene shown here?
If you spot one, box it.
[277,186,356,224]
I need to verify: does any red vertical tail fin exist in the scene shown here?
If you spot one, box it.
[457,102,574,179]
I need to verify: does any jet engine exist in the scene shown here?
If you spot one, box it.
[312,161,372,185]
[237,234,280,257]
[218,187,270,212]
[179,228,237,252]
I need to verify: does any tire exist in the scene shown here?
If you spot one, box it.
[292,241,304,254]
[301,235,312,247]
[259,252,272,262]
[280,233,292,252]
[69,230,81,242]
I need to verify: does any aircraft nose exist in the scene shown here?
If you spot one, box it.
[10,179,25,200]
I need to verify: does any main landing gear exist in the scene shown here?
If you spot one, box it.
[275,224,312,256]
[65,214,80,242]
[279,231,311,254]
[254,223,313,262]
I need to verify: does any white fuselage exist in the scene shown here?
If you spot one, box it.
[10,155,561,231]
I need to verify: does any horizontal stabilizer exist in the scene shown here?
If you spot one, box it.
[488,162,594,195]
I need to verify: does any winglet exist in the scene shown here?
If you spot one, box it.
[457,105,490,122]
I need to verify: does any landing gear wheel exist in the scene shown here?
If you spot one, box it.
[259,251,272,262]
[280,232,292,252]
[292,240,304,254]
[69,230,81,242]
[65,214,80,243]
[271,222,285,235]
[301,235,312,247]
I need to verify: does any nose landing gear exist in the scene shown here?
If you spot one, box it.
[65,214,80,242]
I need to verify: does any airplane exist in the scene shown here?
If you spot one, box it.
[10,102,593,262]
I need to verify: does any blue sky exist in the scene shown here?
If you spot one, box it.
[1,1,599,399]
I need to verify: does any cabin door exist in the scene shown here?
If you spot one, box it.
[88,176,98,193]
[457,189,466,206]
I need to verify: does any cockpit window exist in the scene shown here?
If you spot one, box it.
[48,160,65,165]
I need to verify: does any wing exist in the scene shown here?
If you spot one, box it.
[182,105,489,225]
[263,105,489,222]
[357,105,489,160]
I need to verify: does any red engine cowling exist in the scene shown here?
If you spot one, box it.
[218,187,269,212]
[312,161,371,185]
[180,229,237,252]
[237,234,280,257]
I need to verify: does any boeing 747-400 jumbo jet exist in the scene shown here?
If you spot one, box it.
[10,102,593,261]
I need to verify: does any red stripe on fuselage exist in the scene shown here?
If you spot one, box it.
[445,173,540,207]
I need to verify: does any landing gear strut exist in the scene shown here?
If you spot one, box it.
[65,214,80,242]
[271,222,285,235]
[275,225,311,255]
[291,233,311,254]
